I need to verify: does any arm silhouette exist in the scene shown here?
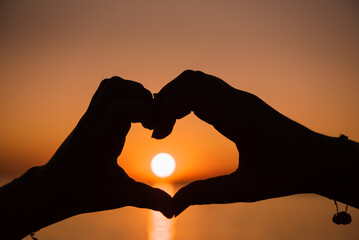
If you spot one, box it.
[0,77,173,239]
[153,70,359,216]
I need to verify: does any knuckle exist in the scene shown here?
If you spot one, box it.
[101,76,131,93]
[100,77,122,89]
[182,69,196,75]
[102,76,125,87]
[110,76,123,81]
[180,69,198,80]
[128,80,144,89]
[99,78,110,87]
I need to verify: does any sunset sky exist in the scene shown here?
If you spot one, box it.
[0,0,358,183]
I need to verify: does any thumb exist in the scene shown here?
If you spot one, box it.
[173,173,256,217]
[98,99,154,160]
[126,181,174,219]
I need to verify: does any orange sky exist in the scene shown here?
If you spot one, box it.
[0,0,359,183]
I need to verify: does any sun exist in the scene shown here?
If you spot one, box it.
[151,153,176,178]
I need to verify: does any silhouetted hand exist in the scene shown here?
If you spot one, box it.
[153,70,340,216]
[3,77,172,238]
[42,77,172,216]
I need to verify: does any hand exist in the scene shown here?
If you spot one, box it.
[43,77,173,217]
[153,70,338,216]
[9,76,173,238]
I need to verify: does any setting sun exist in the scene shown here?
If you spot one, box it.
[151,153,176,178]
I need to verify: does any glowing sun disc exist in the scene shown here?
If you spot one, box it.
[151,153,176,178]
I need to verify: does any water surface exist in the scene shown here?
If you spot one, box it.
[1,180,357,240]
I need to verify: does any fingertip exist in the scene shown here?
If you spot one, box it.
[151,129,169,139]
[161,209,174,219]
[174,205,188,218]
[128,182,175,218]
[152,118,176,139]
[142,122,154,130]
[157,190,175,219]
[141,112,155,130]
[172,189,190,217]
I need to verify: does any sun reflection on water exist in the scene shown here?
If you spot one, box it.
[148,183,175,240]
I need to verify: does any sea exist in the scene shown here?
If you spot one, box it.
[1,180,357,240]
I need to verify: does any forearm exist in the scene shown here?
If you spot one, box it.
[0,166,77,239]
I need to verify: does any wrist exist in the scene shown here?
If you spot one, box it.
[0,182,19,239]
[284,127,340,196]
[313,134,359,209]
[309,133,340,197]
[8,166,77,238]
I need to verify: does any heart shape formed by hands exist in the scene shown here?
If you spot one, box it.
[6,70,347,239]
[39,70,330,224]
[152,70,326,217]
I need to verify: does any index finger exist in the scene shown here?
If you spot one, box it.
[152,82,236,140]
[155,70,240,103]
[126,181,174,219]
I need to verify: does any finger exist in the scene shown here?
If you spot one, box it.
[151,116,176,139]
[82,77,154,130]
[152,83,235,140]
[86,78,108,112]
[155,70,240,103]
[99,99,154,159]
[90,76,153,111]
[173,173,256,217]
[126,181,174,219]
[154,70,199,102]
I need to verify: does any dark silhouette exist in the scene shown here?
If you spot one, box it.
[152,70,359,216]
[0,70,358,238]
[0,77,173,239]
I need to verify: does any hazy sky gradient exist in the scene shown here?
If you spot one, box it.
[0,0,358,182]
